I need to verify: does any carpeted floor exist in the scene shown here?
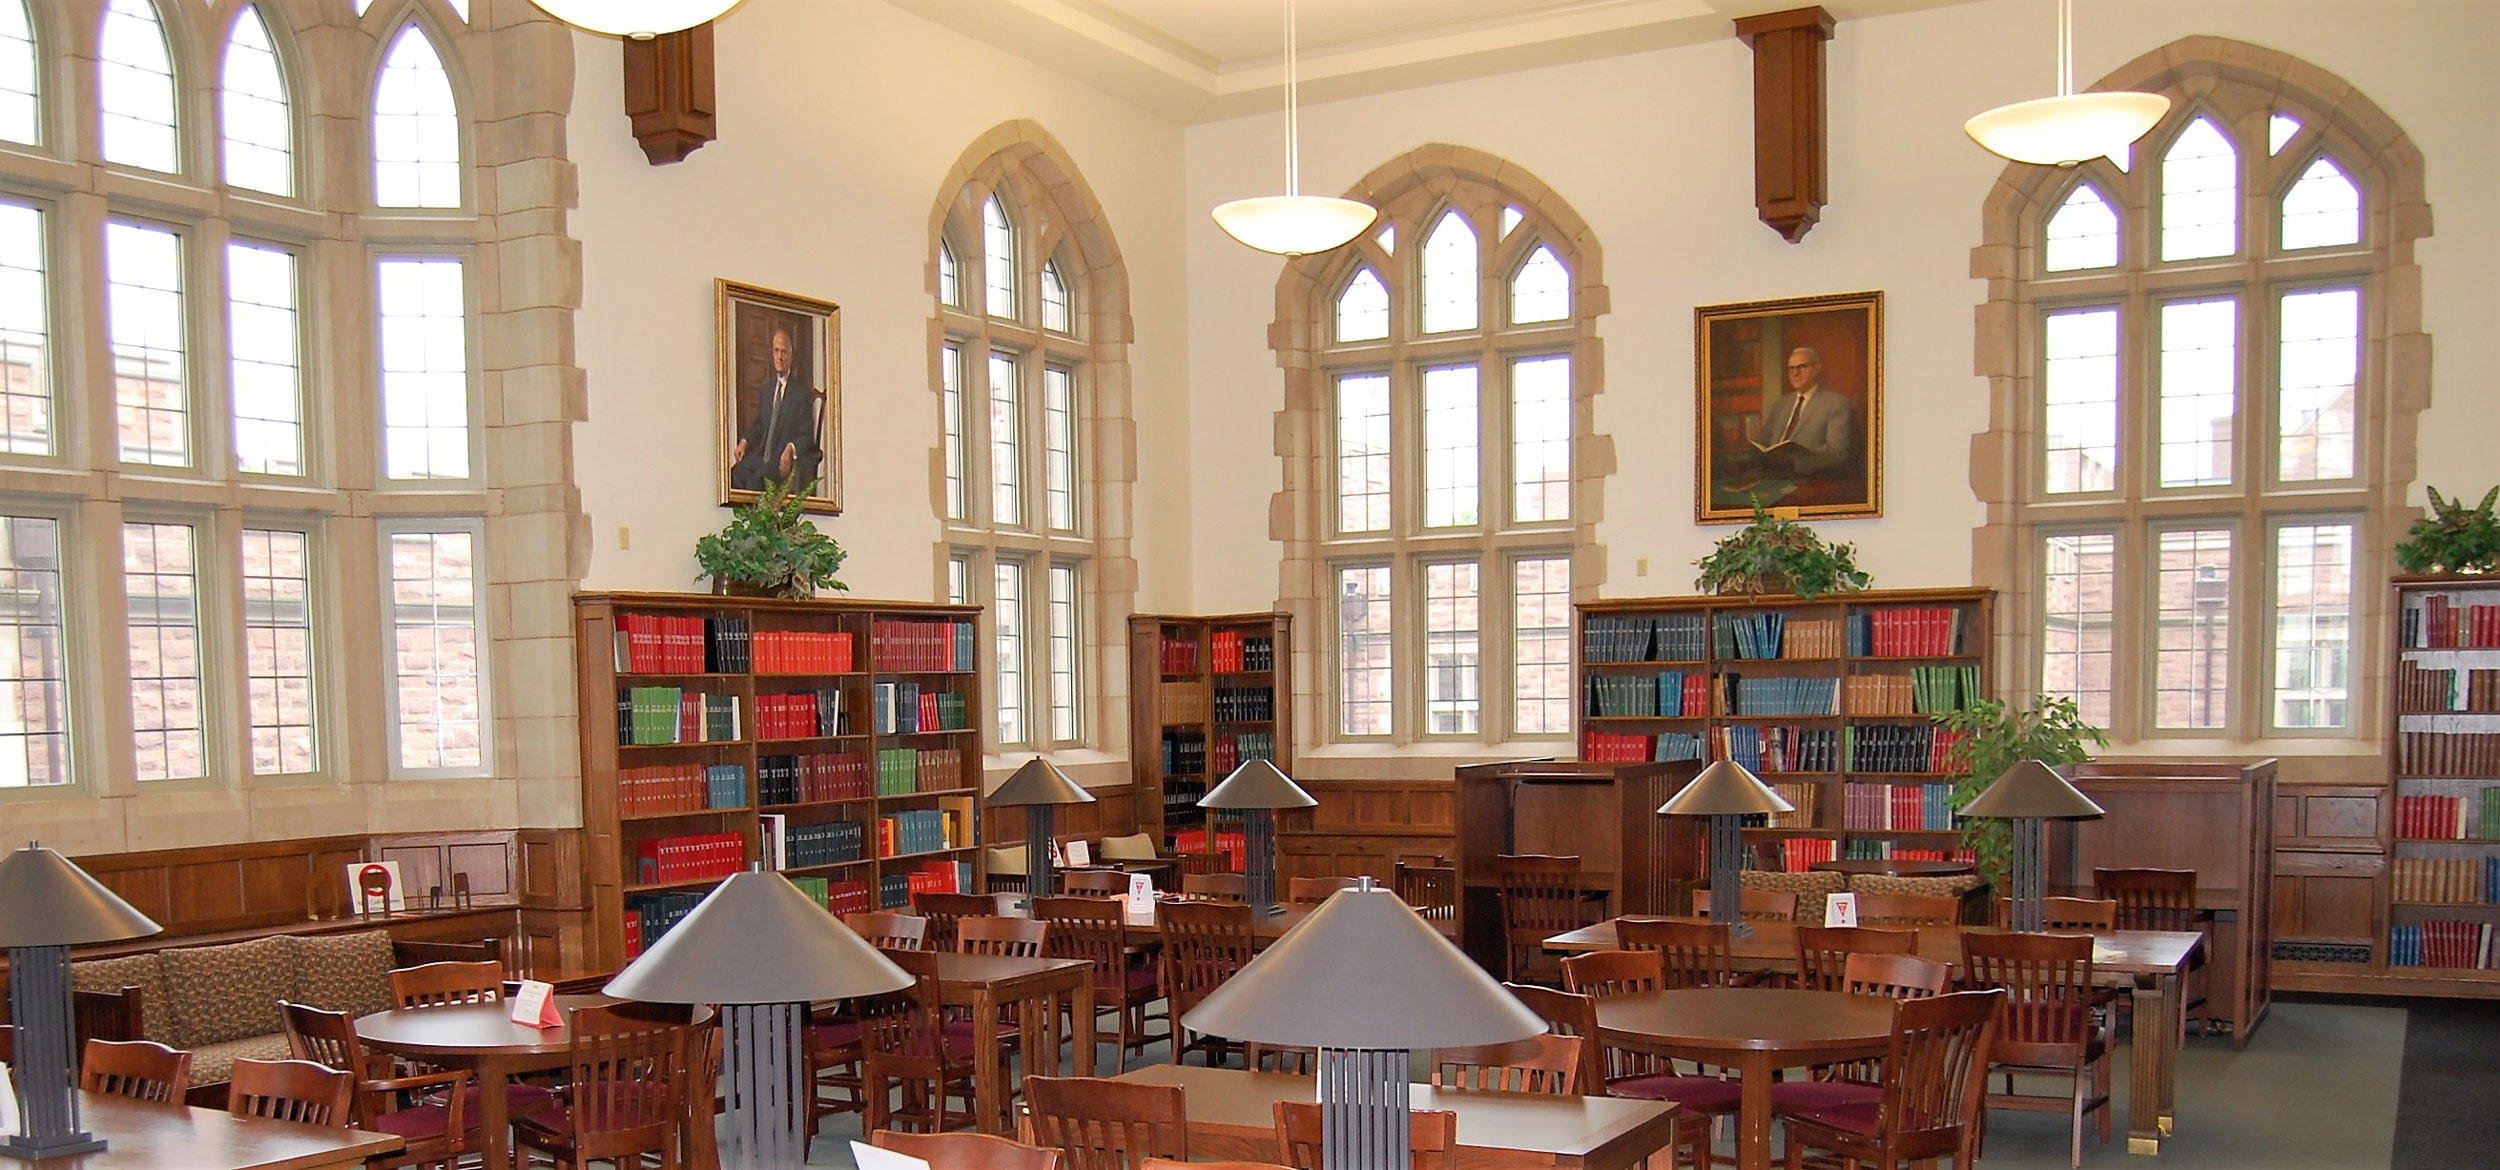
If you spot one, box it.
[2391,996,2500,1170]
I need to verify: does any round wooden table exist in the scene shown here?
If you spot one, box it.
[354,994,632,1170]
[1808,858,1977,878]
[1593,988,1896,1170]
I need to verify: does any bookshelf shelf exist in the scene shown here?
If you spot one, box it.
[2381,578,2500,986]
[1129,612,1293,851]
[577,591,987,969]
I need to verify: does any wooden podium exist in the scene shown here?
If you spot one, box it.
[1452,759,1706,975]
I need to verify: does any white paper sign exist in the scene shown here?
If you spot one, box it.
[0,1062,17,1135]
[1824,891,1859,929]
[508,979,561,1028]
[1126,872,1156,917]
[852,1141,933,1170]
[346,860,405,913]
[1048,839,1065,867]
[1063,839,1090,867]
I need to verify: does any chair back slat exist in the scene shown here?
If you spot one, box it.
[1960,932,2098,1049]
[2093,867,2200,932]
[1273,1101,1455,1170]
[1503,983,1610,1093]
[1159,900,1257,1059]
[1026,1075,1189,1170]
[1853,891,1962,927]
[959,915,1050,958]
[1035,895,1129,984]
[79,1039,191,1104]
[1691,888,1797,923]
[1881,988,2003,1140]
[1496,854,1591,982]
[1244,1042,1317,1074]
[1794,925,1918,990]
[1616,918,1737,988]
[845,910,931,951]
[1997,896,2118,931]
[559,1003,688,1154]
[1430,1032,1581,1094]
[389,959,505,1009]
[1181,873,1248,903]
[227,1058,352,1128]
[1558,948,1662,998]
[875,1130,1066,1170]
[1841,951,1950,1000]
[912,890,999,952]
[1394,863,1458,921]
[1286,876,1360,904]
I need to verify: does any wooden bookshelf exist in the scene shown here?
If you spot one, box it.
[1574,587,1993,870]
[574,591,985,970]
[2380,576,2500,990]
[1127,612,1293,851]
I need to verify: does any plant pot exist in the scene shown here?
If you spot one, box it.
[714,577,794,600]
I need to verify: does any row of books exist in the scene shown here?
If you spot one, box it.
[2388,920,2500,969]
[1843,669,1980,716]
[1763,835,1839,872]
[2396,661,2500,714]
[618,763,747,817]
[875,682,970,735]
[1157,629,1202,674]
[1840,782,1960,831]
[1721,674,1841,716]
[1761,781,1821,829]
[870,618,977,672]
[1169,826,1246,870]
[758,813,866,869]
[622,890,706,957]
[905,860,973,898]
[2393,791,2500,840]
[632,832,745,885]
[2395,732,2500,778]
[758,751,871,805]
[1211,631,1276,673]
[1581,730,1706,763]
[616,688,740,745]
[2401,594,2500,650]
[1157,684,1210,725]
[754,630,854,674]
[2389,856,2500,905]
[787,877,876,917]
[1851,608,1967,657]
[1713,725,1843,773]
[1212,686,1276,723]
[1770,618,1846,660]
[1162,730,1207,776]
[1714,613,1793,660]
[1161,776,1208,821]
[758,689,847,740]
[1208,732,1275,775]
[1583,614,1708,663]
[876,747,965,795]
[1845,725,1967,774]
[613,613,746,674]
[1840,840,1975,863]
[876,801,972,857]
[1583,672,1710,718]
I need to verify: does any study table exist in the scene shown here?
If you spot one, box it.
[1545,916,2203,1156]
[900,951,1097,1134]
[355,994,649,1170]
[1593,988,1893,1170]
[998,892,1461,943]
[27,1089,400,1169]
[1111,1063,1682,1170]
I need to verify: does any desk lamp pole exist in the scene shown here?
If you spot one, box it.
[1956,759,2104,934]
[1200,758,1316,916]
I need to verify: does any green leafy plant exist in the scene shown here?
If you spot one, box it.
[2395,485,2500,576]
[693,477,849,599]
[1693,501,1871,599]
[1935,695,2107,884]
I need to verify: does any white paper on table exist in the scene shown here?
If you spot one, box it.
[853,1141,933,1170]
[345,859,406,912]
[508,980,561,1028]
[0,1061,17,1134]
[1825,891,1859,928]
[1064,839,1090,867]
[1126,872,1156,917]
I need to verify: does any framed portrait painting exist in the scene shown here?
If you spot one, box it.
[1694,290,1883,522]
[717,280,841,514]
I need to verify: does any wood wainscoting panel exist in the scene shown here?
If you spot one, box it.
[983,786,1139,845]
[375,830,522,908]
[1276,778,1456,883]
[515,829,585,909]
[78,836,370,935]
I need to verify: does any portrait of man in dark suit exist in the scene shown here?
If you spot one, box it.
[729,324,821,492]
[718,281,841,513]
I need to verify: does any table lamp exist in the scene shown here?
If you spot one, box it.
[1198,758,1315,915]
[1656,760,1794,936]
[1183,880,1542,1170]
[987,756,1095,907]
[605,868,911,1169]
[0,843,162,1160]
[1956,759,2105,933]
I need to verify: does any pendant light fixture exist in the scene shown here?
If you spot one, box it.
[529,0,745,40]
[1212,0,1377,256]
[1964,0,2168,167]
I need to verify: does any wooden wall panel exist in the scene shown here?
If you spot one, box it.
[516,830,584,909]
[983,786,1140,845]
[1276,778,1456,884]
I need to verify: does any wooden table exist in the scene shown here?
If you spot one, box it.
[1808,858,1976,878]
[917,952,1096,1134]
[354,994,619,1170]
[1595,988,1891,1170]
[1546,917,2204,1156]
[32,1089,400,1168]
[1113,1064,1682,1170]
[999,893,1459,943]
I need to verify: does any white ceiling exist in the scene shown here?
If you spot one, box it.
[883,0,1990,120]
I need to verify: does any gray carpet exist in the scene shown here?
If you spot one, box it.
[2392,997,2500,1170]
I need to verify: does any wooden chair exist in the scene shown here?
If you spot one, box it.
[914,890,1001,952]
[1845,952,1951,1000]
[79,1039,191,1104]
[1159,900,1258,1065]
[228,1058,354,1128]
[1025,1074,1189,1170]
[1244,1042,1317,1074]
[1285,876,1359,904]
[1273,1101,1455,1170]
[1527,971,1729,1170]
[511,1002,691,1170]
[1773,951,1955,1118]
[857,950,979,1134]
[1959,931,2112,1168]
[1146,1161,1288,1170]
[847,910,932,951]
[1172,851,1233,877]
[1854,892,1962,928]
[280,1000,476,1170]
[389,959,506,1008]
[959,915,1050,958]
[1692,887,1798,923]
[1776,988,2005,1170]
[1394,862,1458,923]
[1430,1032,1582,1093]
[1794,925,1919,990]
[1616,918,1742,988]
[1996,897,2117,932]
[1495,854,1594,984]
[1064,869,1132,897]
[2094,867,2209,1039]
[1181,872,1248,903]
[1036,895,1166,1065]
[1502,984,1608,1095]
[1560,947,1662,996]
[876,1130,1067,1170]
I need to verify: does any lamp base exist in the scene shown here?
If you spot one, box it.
[0,1134,107,1161]
[1254,903,1286,916]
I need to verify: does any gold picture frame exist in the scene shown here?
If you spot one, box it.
[717,279,841,514]
[1694,289,1883,522]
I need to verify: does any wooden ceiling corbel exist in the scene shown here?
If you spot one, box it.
[623,24,717,165]
[1732,7,1835,242]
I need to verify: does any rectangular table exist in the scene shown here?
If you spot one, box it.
[37,1090,400,1169]
[1112,1064,1681,1170]
[1546,916,2203,1156]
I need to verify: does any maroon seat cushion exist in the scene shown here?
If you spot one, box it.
[463,1081,558,1119]
[368,1103,455,1140]
[814,1021,863,1050]
[1607,1074,1743,1113]
[1125,966,1161,995]
[1769,1079,1881,1113]
[1786,1099,1883,1137]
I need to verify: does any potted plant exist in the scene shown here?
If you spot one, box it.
[693,477,849,599]
[2395,485,2500,576]
[1935,695,2107,886]
[1693,501,1872,599]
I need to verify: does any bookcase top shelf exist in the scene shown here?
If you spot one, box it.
[578,590,979,617]
[1577,586,1993,614]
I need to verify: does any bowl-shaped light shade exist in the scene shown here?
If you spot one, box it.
[1199,758,1317,811]
[529,0,743,38]
[605,871,912,1004]
[1965,91,2171,166]
[1957,760,2107,820]
[1182,885,1544,1049]
[988,756,1096,807]
[1657,760,1796,818]
[1212,195,1377,256]
[0,844,161,948]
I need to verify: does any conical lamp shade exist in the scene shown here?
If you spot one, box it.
[1958,760,2106,820]
[529,0,743,38]
[1657,760,1796,818]
[1182,885,1543,1049]
[1965,91,2170,166]
[0,844,161,948]
[1199,758,1317,810]
[604,871,912,1004]
[988,757,1096,807]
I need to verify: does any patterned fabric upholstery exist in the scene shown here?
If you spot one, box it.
[158,936,294,1047]
[1849,873,1985,898]
[1098,833,1160,861]
[185,1034,296,1087]
[69,954,178,1047]
[1742,870,1846,920]
[290,930,398,1020]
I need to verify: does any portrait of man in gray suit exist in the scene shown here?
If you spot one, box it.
[1697,291,1881,520]
[1747,346,1853,476]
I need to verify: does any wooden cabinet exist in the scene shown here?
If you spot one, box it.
[1451,760,1705,975]
[1127,613,1293,850]
[574,592,985,970]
